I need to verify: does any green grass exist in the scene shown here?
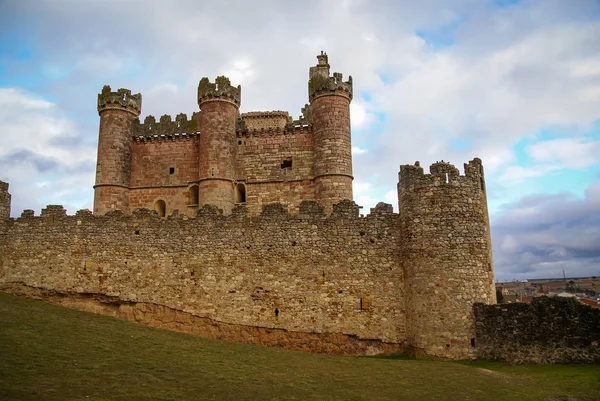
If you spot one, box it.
[0,292,599,401]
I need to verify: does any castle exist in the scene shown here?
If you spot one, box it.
[94,51,352,217]
[0,53,496,360]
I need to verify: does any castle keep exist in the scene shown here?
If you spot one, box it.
[0,53,496,360]
[94,51,352,217]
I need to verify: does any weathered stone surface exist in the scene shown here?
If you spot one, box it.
[1,283,403,356]
[398,158,496,360]
[474,297,600,364]
[0,200,407,352]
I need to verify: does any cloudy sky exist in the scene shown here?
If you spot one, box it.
[0,0,599,281]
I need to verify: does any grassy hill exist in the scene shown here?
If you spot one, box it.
[0,292,599,401]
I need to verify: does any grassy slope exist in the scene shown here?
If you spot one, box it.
[0,292,598,401]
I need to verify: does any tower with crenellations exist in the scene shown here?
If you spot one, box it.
[398,158,496,359]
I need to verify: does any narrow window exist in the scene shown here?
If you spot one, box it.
[210,167,215,177]
[281,159,292,169]
[445,172,449,184]
[169,167,175,175]
[154,200,166,217]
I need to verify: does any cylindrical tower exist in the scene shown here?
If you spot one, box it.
[94,85,141,215]
[309,52,354,213]
[398,158,496,360]
[197,76,240,215]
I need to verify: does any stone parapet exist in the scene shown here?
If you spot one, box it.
[133,113,200,137]
[308,52,353,101]
[97,85,142,116]
[198,76,241,107]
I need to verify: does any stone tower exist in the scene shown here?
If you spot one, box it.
[197,76,241,214]
[309,52,354,213]
[398,158,496,359]
[94,86,142,215]
[0,180,11,221]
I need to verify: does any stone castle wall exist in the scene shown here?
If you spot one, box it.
[129,137,200,216]
[238,126,315,215]
[0,201,407,355]
[474,297,600,364]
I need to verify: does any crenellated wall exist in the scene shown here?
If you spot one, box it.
[0,200,406,355]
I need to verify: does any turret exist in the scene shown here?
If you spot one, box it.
[0,180,11,221]
[398,158,496,359]
[94,85,141,215]
[197,76,241,214]
[309,52,354,214]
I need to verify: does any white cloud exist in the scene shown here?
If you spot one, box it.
[0,88,95,214]
[527,137,600,169]
[352,146,367,154]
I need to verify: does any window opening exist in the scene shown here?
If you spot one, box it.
[280,159,292,169]
[210,168,215,177]
[169,167,175,175]
[445,172,449,184]
[274,308,279,318]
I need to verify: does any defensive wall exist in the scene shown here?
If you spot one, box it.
[475,297,600,364]
[0,158,496,360]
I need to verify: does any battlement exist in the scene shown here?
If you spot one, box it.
[398,158,485,190]
[12,200,395,224]
[308,52,353,101]
[198,76,241,107]
[97,85,142,116]
[132,113,200,141]
[236,124,313,138]
[240,111,291,131]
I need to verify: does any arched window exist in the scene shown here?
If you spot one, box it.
[154,200,166,217]
[235,183,246,204]
[189,185,199,205]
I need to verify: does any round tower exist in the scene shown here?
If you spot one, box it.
[197,76,241,214]
[94,85,141,215]
[397,158,496,359]
[309,52,354,213]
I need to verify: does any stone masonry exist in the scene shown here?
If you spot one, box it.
[0,52,497,359]
[0,160,495,359]
[93,52,353,217]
